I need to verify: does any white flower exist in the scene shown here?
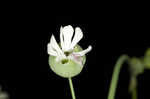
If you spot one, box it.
[47,25,92,65]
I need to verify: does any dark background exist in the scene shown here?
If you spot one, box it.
[0,4,150,99]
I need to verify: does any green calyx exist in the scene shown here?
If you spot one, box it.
[49,45,86,78]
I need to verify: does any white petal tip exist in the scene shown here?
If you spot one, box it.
[50,34,54,40]
[75,27,83,36]
[73,45,92,56]
[50,35,57,43]
[60,26,63,31]
[88,45,92,51]
[63,25,73,31]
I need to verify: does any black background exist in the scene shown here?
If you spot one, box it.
[0,3,150,99]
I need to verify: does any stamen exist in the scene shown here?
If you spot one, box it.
[64,51,72,56]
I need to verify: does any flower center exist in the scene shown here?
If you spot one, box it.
[64,51,71,56]
[61,59,69,64]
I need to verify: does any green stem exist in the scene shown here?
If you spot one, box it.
[132,87,137,99]
[69,78,76,99]
[107,55,129,99]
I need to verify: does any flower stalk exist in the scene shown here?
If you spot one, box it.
[107,55,129,99]
[69,78,76,99]
[131,87,137,99]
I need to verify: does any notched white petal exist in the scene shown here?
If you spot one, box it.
[73,45,92,56]
[49,35,66,60]
[60,26,64,50]
[62,25,74,51]
[47,43,57,56]
[70,27,83,50]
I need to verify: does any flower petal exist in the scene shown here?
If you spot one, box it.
[73,45,92,56]
[70,27,83,50]
[60,26,64,50]
[47,43,57,56]
[61,25,74,51]
[49,35,66,60]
